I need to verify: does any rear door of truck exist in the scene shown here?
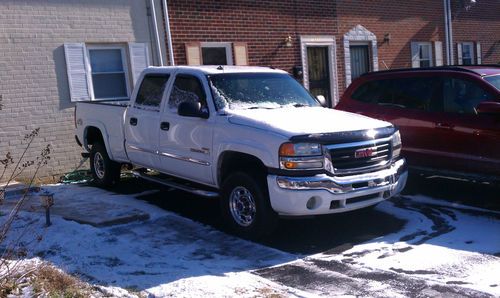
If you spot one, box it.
[124,70,173,168]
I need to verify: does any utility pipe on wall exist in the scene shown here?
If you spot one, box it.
[443,0,454,65]
[150,0,164,66]
[162,0,175,66]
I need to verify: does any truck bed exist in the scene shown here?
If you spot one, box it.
[75,100,129,162]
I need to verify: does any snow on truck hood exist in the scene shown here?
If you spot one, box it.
[226,107,392,137]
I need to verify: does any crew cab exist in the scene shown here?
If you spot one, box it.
[75,66,407,239]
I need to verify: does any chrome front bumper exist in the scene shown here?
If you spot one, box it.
[267,158,407,216]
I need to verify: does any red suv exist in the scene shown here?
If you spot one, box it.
[336,65,500,182]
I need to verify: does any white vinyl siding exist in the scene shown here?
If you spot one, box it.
[64,42,149,101]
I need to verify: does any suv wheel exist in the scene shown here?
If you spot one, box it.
[220,172,277,239]
[90,142,121,187]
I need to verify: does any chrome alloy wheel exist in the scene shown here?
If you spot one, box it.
[93,152,105,179]
[229,186,257,227]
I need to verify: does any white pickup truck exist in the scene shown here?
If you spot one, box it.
[75,66,407,238]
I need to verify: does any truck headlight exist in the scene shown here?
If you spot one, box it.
[392,130,402,159]
[279,143,324,170]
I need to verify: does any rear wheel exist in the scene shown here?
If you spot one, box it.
[89,142,121,187]
[220,172,277,240]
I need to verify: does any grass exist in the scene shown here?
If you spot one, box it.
[0,262,93,297]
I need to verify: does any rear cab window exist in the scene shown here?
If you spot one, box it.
[134,74,171,109]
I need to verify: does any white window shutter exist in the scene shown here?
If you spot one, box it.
[457,43,463,65]
[476,42,482,64]
[129,43,150,87]
[410,42,420,68]
[434,41,443,66]
[64,43,91,101]
[185,43,201,65]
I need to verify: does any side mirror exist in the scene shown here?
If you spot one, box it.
[316,95,327,107]
[178,101,209,119]
[476,101,500,115]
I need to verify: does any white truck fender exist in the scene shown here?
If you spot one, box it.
[82,120,115,161]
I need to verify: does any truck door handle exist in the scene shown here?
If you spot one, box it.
[130,117,138,126]
[160,122,170,131]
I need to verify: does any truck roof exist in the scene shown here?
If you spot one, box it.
[144,65,288,75]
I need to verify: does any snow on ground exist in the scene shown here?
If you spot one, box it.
[312,196,500,295]
[1,184,301,297]
[1,183,499,297]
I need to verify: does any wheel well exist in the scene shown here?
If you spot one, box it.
[218,151,267,185]
[85,126,104,146]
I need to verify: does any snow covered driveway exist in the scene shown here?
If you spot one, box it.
[3,178,500,297]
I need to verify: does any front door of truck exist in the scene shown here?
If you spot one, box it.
[124,72,172,168]
[157,72,214,185]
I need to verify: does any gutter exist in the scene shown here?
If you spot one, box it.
[443,0,454,65]
[149,0,164,66]
[162,0,175,65]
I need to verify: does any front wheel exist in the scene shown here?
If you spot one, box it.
[220,172,277,240]
[89,142,121,187]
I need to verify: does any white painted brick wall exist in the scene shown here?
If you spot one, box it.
[0,0,155,182]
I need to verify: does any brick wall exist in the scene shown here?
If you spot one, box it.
[451,0,500,64]
[336,0,445,91]
[167,0,338,74]
[0,0,154,182]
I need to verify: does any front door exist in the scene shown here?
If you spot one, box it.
[350,45,370,81]
[307,46,331,105]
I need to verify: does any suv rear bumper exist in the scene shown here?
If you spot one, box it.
[267,158,407,216]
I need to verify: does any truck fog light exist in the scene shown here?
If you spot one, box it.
[306,196,321,210]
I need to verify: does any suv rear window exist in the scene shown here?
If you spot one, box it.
[351,77,439,110]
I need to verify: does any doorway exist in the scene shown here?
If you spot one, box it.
[307,46,331,104]
[350,45,370,81]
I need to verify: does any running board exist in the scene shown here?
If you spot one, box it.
[131,170,219,198]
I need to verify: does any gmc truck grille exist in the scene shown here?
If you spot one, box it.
[328,140,392,175]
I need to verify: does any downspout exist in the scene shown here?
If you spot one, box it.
[444,0,454,65]
[162,0,175,66]
[149,0,164,66]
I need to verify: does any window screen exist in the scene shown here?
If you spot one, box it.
[89,49,128,99]
[135,74,170,107]
[168,75,207,111]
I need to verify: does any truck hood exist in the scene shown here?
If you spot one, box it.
[226,107,392,137]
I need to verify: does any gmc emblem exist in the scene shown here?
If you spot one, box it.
[354,147,377,158]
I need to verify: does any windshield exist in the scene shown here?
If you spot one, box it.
[208,73,320,110]
[484,75,500,91]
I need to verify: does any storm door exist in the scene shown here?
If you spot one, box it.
[307,46,331,104]
[350,45,370,80]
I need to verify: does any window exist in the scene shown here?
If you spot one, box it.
[460,42,474,65]
[411,42,433,68]
[168,75,207,112]
[185,42,248,66]
[201,42,233,65]
[135,74,170,107]
[64,43,150,102]
[484,75,500,91]
[88,47,129,100]
[443,77,493,114]
[351,77,439,111]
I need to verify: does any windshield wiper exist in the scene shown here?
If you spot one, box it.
[293,103,308,107]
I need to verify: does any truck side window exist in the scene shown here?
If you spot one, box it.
[135,74,170,107]
[443,77,494,114]
[168,75,207,111]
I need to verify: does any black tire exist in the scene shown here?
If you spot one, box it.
[220,171,277,240]
[89,142,121,187]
